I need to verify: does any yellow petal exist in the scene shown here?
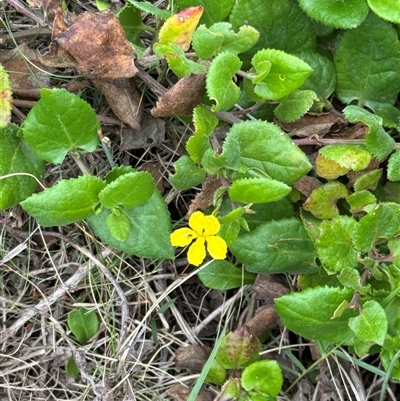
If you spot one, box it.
[203,214,220,236]
[170,228,197,247]
[187,237,206,266]
[206,236,228,260]
[188,211,206,236]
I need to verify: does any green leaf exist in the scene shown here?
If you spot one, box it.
[21,89,100,164]
[127,0,171,20]
[230,0,316,67]
[241,360,283,397]
[275,286,357,345]
[106,211,131,242]
[250,49,313,101]
[169,156,206,190]
[337,267,370,294]
[381,335,400,381]
[353,169,383,192]
[192,25,224,59]
[68,307,99,345]
[230,217,318,274]
[303,181,348,219]
[153,42,205,78]
[65,357,80,378]
[186,105,218,163]
[87,191,174,259]
[229,177,291,204]
[20,175,106,226]
[197,260,256,290]
[388,150,400,181]
[226,120,312,185]
[319,144,372,172]
[354,203,400,252]
[314,216,359,274]
[0,124,45,210]
[299,51,336,100]
[274,90,317,123]
[0,63,12,129]
[348,300,388,346]
[206,52,242,112]
[176,0,236,26]
[374,103,400,129]
[216,326,261,369]
[346,190,377,213]
[117,4,149,46]
[99,171,155,209]
[334,13,400,110]
[384,182,400,203]
[367,0,400,24]
[389,238,400,269]
[105,165,137,184]
[298,0,368,29]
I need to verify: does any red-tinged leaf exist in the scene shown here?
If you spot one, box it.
[159,6,204,51]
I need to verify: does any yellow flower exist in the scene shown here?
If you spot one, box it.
[170,211,228,266]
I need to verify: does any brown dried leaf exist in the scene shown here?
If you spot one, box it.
[37,41,79,69]
[175,344,211,373]
[243,306,279,337]
[140,162,168,193]
[252,275,290,303]
[276,111,347,138]
[120,114,165,150]
[187,175,222,217]
[293,175,323,197]
[0,44,54,98]
[55,11,137,79]
[168,384,213,401]
[151,73,206,117]
[92,78,143,131]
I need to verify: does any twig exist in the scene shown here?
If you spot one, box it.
[6,0,48,26]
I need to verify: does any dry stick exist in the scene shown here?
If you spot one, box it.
[6,0,47,26]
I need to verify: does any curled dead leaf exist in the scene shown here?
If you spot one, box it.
[168,384,213,401]
[54,10,137,79]
[175,344,211,373]
[151,73,206,117]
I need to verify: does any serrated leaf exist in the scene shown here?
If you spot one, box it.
[176,0,236,26]
[105,165,137,184]
[334,13,400,110]
[226,120,312,185]
[315,154,349,180]
[117,4,149,46]
[250,49,313,101]
[127,0,171,20]
[197,260,256,290]
[216,326,262,369]
[275,286,357,345]
[354,203,400,252]
[241,360,283,397]
[230,217,318,274]
[274,90,316,123]
[159,6,203,51]
[0,124,45,210]
[299,52,336,100]
[21,175,105,226]
[68,307,99,345]
[192,25,224,59]
[346,190,377,213]
[21,89,100,164]
[0,63,12,129]
[389,238,400,268]
[229,0,316,67]
[344,106,395,161]
[303,181,348,219]
[353,169,383,192]
[169,155,206,190]
[348,300,388,346]
[388,150,400,181]
[206,52,242,112]
[106,211,130,242]
[229,177,291,204]
[298,0,368,29]
[315,216,358,274]
[186,105,218,162]
[319,144,372,171]
[99,171,155,209]
[367,0,400,25]
[87,191,174,259]
[153,42,205,78]
[337,267,370,294]
[374,103,400,129]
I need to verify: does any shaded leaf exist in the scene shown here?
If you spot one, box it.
[127,0,171,20]
[169,155,206,190]
[106,211,130,242]
[388,150,400,181]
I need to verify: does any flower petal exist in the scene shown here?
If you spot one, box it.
[206,236,228,260]
[203,214,220,236]
[187,237,206,266]
[188,211,206,236]
[170,228,197,247]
